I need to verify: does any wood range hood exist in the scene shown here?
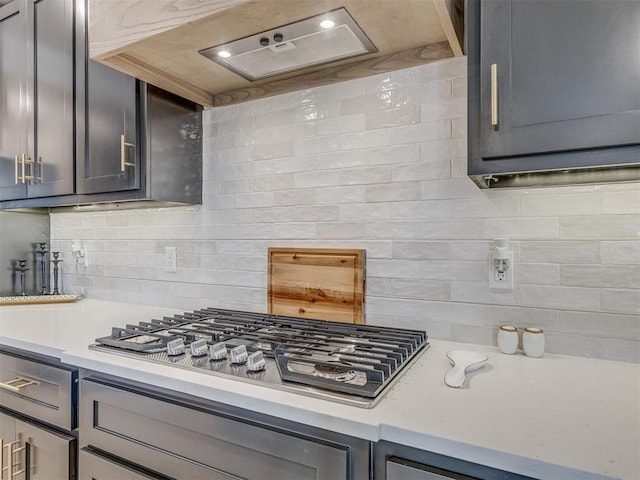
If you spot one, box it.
[89,0,464,107]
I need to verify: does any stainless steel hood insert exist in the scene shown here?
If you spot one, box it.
[199,8,377,81]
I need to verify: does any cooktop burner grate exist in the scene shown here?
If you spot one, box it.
[91,307,428,407]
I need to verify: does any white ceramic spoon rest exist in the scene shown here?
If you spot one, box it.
[444,350,489,388]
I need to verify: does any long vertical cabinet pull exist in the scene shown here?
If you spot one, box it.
[37,157,43,183]
[120,134,136,172]
[15,155,35,184]
[0,439,27,479]
[23,156,34,183]
[490,63,499,126]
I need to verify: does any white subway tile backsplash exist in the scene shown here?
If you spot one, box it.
[420,57,466,82]
[520,193,602,217]
[316,222,365,239]
[601,189,640,214]
[339,203,391,222]
[392,159,450,182]
[365,182,421,202]
[391,120,451,145]
[600,241,640,264]
[601,289,640,314]
[561,265,640,289]
[317,114,365,136]
[294,170,340,188]
[520,241,600,264]
[559,215,640,239]
[365,105,421,130]
[485,217,559,240]
[273,189,317,206]
[294,136,341,155]
[520,285,602,311]
[273,155,317,174]
[341,129,392,150]
[340,165,392,185]
[420,178,482,200]
[365,68,421,93]
[50,58,640,363]
[516,263,560,285]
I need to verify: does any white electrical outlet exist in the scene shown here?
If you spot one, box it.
[71,241,89,267]
[165,247,177,272]
[489,251,514,290]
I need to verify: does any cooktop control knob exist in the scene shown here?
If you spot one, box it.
[246,351,265,372]
[166,338,185,356]
[190,339,208,357]
[209,342,228,361]
[229,345,248,364]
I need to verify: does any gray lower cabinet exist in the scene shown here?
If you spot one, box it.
[0,346,78,479]
[0,410,76,480]
[79,447,171,480]
[468,0,640,186]
[374,441,536,480]
[79,376,370,480]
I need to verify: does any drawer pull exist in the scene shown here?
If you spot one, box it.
[0,377,40,393]
[1,439,27,479]
[490,63,499,126]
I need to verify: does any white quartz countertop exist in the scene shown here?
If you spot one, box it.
[1,299,638,479]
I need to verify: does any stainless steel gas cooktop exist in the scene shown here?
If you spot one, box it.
[90,307,428,408]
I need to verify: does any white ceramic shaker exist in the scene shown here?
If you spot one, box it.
[497,325,519,354]
[523,327,545,357]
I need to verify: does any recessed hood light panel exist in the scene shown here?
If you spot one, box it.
[199,8,377,81]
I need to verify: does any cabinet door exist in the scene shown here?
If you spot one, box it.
[79,60,139,194]
[27,0,75,198]
[0,0,28,201]
[0,410,76,480]
[469,0,640,176]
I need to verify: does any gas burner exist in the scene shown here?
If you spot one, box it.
[90,306,428,407]
[313,364,357,382]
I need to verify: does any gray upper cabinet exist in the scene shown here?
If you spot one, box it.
[0,1,28,201]
[468,0,640,187]
[79,60,139,194]
[0,0,202,209]
[0,0,74,201]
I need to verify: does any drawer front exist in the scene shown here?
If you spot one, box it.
[0,351,76,430]
[0,409,76,480]
[80,377,350,480]
[79,448,170,480]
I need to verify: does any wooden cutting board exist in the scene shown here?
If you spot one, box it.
[268,247,365,324]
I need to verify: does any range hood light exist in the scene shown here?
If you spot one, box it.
[200,8,377,82]
[320,19,335,29]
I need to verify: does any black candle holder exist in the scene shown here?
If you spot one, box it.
[16,260,29,296]
[36,242,48,295]
[50,251,62,295]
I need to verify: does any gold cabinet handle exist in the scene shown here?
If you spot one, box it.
[1,439,26,479]
[490,63,498,126]
[37,156,43,183]
[23,156,34,183]
[17,155,34,184]
[0,377,39,394]
[120,134,136,172]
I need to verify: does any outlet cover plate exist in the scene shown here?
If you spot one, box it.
[489,251,514,290]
